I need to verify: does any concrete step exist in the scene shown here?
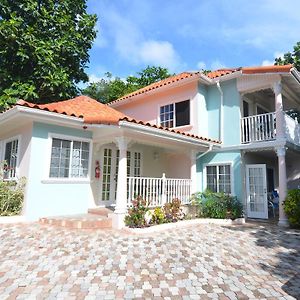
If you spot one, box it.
[39,213,112,229]
[88,207,114,217]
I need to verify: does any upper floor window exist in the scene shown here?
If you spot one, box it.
[206,164,231,194]
[49,138,90,178]
[3,139,19,179]
[160,100,190,128]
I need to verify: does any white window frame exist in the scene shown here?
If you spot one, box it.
[43,133,92,184]
[203,162,234,195]
[1,135,21,180]
[158,99,191,129]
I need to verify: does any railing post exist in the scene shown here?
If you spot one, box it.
[161,173,167,206]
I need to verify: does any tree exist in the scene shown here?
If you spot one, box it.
[0,0,97,110]
[82,66,173,103]
[275,42,300,71]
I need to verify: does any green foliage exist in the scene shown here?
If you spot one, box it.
[284,189,300,228]
[192,190,243,220]
[0,0,97,110]
[151,207,165,224]
[275,41,300,71]
[82,66,173,103]
[0,178,25,216]
[124,196,149,228]
[163,198,183,222]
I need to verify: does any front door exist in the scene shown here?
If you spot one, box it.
[246,164,268,219]
[99,147,141,206]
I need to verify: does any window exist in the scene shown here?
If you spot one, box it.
[160,100,190,128]
[3,139,19,179]
[243,100,249,117]
[49,138,90,178]
[206,164,231,193]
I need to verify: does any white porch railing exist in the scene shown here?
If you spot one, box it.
[241,112,276,143]
[127,174,192,207]
[284,113,300,146]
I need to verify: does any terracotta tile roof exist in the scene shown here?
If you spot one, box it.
[119,117,221,144]
[17,95,126,124]
[206,68,241,79]
[241,64,293,74]
[109,72,200,105]
[206,64,293,79]
[14,96,220,145]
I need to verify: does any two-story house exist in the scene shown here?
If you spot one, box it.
[1,64,299,228]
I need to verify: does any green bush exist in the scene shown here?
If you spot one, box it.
[163,198,183,222]
[124,196,149,228]
[0,178,25,216]
[192,190,243,220]
[284,189,300,228]
[151,207,165,224]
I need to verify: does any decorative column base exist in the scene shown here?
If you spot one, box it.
[112,211,126,229]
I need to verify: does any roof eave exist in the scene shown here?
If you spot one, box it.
[0,105,84,127]
[118,120,221,148]
[109,75,202,108]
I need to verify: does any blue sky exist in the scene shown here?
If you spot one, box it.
[86,0,300,82]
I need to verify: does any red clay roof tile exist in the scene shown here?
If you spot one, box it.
[15,96,221,145]
[17,95,126,125]
[109,72,200,105]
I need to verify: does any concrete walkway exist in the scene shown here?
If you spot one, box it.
[0,222,299,299]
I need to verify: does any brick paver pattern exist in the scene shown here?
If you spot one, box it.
[0,223,299,299]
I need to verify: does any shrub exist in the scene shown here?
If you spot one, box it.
[163,198,183,222]
[194,190,243,220]
[284,189,300,228]
[151,207,165,224]
[124,196,149,228]
[0,177,25,216]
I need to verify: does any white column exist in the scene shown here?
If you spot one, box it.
[113,137,130,229]
[275,147,289,226]
[190,150,197,194]
[273,81,285,141]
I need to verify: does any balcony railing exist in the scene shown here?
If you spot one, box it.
[127,174,192,207]
[241,112,300,146]
[241,112,276,143]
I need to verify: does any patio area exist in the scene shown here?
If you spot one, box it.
[0,222,299,299]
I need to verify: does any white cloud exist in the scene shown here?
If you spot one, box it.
[88,74,103,83]
[197,61,207,70]
[99,7,182,71]
[139,40,180,70]
[262,60,273,66]
[211,60,226,70]
[261,51,285,66]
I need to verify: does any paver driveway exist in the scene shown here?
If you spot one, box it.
[0,222,299,300]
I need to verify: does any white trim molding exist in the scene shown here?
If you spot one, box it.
[43,133,93,183]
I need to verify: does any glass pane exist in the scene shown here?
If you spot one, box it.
[175,100,190,127]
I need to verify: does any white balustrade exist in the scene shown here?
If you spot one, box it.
[284,112,300,146]
[241,111,300,146]
[127,174,192,207]
[241,112,276,143]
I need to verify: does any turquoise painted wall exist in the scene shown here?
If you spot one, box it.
[206,79,241,146]
[197,151,243,203]
[24,122,94,220]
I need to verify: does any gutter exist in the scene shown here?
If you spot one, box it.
[119,120,220,148]
[197,144,214,159]
[216,81,224,142]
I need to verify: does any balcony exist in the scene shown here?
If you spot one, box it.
[241,112,300,146]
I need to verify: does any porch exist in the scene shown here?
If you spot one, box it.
[88,120,219,228]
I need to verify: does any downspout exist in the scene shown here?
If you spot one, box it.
[216,81,224,142]
[197,144,214,159]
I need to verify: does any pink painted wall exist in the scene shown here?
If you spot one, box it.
[112,81,199,135]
